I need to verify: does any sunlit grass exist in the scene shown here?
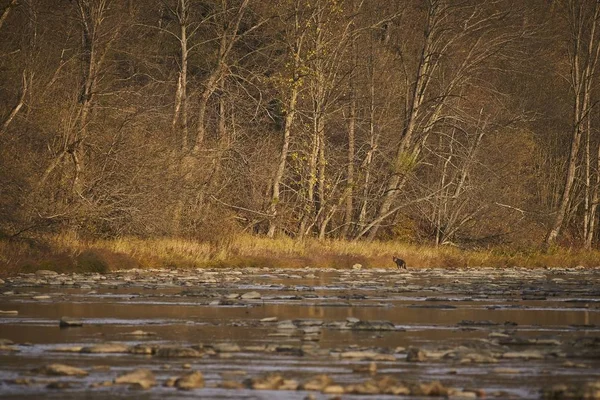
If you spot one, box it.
[1,232,600,276]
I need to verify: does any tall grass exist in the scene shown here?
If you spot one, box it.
[1,233,600,276]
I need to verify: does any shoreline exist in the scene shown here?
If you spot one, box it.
[1,233,600,276]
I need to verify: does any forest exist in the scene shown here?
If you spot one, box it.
[1,0,600,255]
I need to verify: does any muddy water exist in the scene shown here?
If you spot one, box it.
[0,267,599,399]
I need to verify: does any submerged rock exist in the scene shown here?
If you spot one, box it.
[33,364,88,376]
[59,317,83,328]
[502,351,544,360]
[114,369,156,389]
[541,381,600,399]
[406,347,427,362]
[155,346,203,358]
[175,371,204,390]
[80,343,130,354]
[302,374,334,391]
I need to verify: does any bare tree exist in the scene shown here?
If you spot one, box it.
[546,0,600,247]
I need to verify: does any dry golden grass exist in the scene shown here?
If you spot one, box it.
[1,233,600,276]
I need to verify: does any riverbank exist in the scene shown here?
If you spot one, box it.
[1,233,600,276]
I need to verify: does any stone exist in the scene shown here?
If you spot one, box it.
[59,317,83,328]
[349,320,395,331]
[122,330,156,337]
[345,380,381,395]
[502,351,544,360]
[323,385,345,394]
[175,371,205,390]
[277,320,297,330]
[340,351,395,361]
[412,381,449,396]
[33,364,88,376]
[0,310,18,315]
[246,374,285,390]
[406,347,427,362]
[375,376,410,395]
[302,375,333,391]
[260,317,278,323]
[47,381,76,389]
[220,380,245,389]
[155,346,203,358]
[36,270,59,276]
[114,369,156,389]
[48,346,83,353]
[80,343,130,354]
[213,342,241,352]
[241,291,261,300]
[130,344,155,355]
[459,353,498,364]
[33,295,51,300]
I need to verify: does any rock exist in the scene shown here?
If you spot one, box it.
[241,291,261,300]
[353,362,377,374]
[352,264,362,270]
[374,376,411,395]
[33,364,88,376]
[260,317,278,323]
[340,351,395,361]
[220,380,245,389]
[345,380,381,395]
[0,345,19,352]
[175,371,205,390]
[406,347,427,362]
[459,353,498,364]
[349,320,396,331]
[130,344,155,355]
[155,346,203,358]
[122,330,156,337]
[47,381,76,389]
[502,351,544,360]
[0,310,18,315]
[277,320,297,330]
[448,391,478,399]
[412,381,449,396]
[36,270,58,276]
[302,375,333,391]
[114,369,156,389]
[80,343,130,354]
[213,342,241,352]
[323,384,345,394]
[59,317,83,328]
[541,381,600,400]
[33,295,51,300]
[246,374,285,390]
[48,346,83,353]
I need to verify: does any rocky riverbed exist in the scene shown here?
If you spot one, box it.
[0,266,599,399]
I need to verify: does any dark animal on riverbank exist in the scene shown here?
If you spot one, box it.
[393,256,407,269]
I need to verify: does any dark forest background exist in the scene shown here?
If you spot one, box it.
[1,0,599,249]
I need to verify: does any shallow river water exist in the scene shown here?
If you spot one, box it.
[0,267,599,399]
